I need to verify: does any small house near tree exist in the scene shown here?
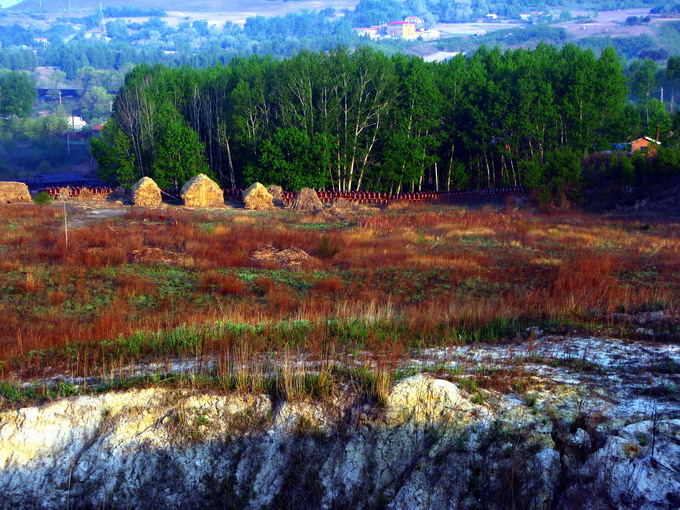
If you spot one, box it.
[613,136,661,156]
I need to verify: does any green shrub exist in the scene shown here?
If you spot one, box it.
[32,191,52,205]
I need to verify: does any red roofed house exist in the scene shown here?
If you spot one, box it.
[630,136,661,156]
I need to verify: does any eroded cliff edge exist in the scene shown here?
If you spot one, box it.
[1,375,678,509]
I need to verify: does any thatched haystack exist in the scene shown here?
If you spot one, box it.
[292,188,323,211]
[243,182,274,210]
[267,185,284,207]
[181,174,224,207]
[131,177,162,206]
[0,182,31,204]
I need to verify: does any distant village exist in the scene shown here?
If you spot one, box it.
[352,16,440,41]
[351,12,549,41]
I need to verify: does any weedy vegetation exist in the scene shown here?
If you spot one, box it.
[0,203,678,402]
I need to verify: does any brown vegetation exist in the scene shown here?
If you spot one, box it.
[0,203,678,383]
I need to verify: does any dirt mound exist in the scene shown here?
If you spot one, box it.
[181,174,224,208]
[0,182,31,204]
[326,198,369,216]
[106,187,130,204]
[131,177,162,207]
[292,188,323,211]
[268,185,284,207]
[243,182,274,210]
[249,245,319,268]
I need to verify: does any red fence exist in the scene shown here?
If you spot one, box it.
[279,187,526,206]
[40,186,526,205]
[40,186,115,199]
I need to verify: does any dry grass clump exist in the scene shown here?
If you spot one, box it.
[200,272,247,296]
[0,203,678,383]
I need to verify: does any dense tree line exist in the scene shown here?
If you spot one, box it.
[92,44,661,196]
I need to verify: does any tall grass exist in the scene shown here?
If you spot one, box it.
[0,204,678,385]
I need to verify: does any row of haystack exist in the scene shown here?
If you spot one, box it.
[1,176,358,215]
[242,182,325,212]
[122,175,329,210]
[125,174,224,207]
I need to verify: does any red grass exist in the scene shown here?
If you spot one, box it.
[0,203,678,381]
[200,272,247,296]
[312,276,344,293]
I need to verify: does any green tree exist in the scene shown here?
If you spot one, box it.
[151,109,211,189]
[90,120,138,187]
[629,59,659,126]
[0,71,36,117]
[250,126,328,190]
[42,105,69,136]
[81,86,112,122]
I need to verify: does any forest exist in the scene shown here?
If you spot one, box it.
[91,44,678,200]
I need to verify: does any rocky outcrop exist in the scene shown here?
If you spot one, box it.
[181,174,224,208]
[243,182,274,210]
[0,375,677,509]
[575,419,680,509]
[131,177,162,206]
[0,181,31,203]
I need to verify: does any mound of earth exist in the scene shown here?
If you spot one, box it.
[243,182,274,210]
[131,177,162,207]
[292,188,323,211]
[181,174,224,208]
[249,245,318,268]
[0,182,31,204]
[326,197,370,217]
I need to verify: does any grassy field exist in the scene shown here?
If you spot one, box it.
[0,201,677,398]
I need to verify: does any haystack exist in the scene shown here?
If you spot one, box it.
[292,188,323,211]
[181,174,224,207]
[0,182,31,204]
[243,182,274,210]
[268,184,284,207]
[131,177,162,206]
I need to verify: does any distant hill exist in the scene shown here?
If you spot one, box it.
[9,0,255,11]
[10,0,325,13]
